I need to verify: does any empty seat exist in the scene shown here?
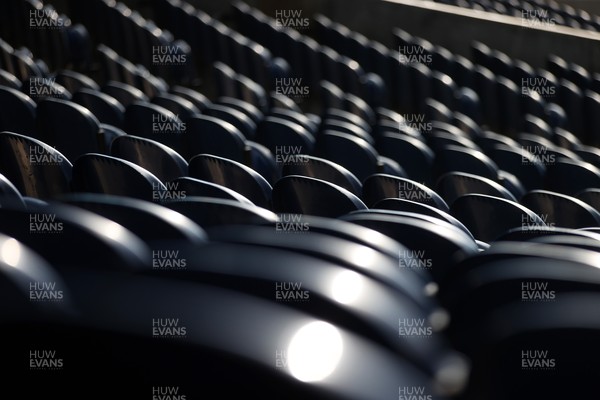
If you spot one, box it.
[0,202,150,270]
[377,132,435,184]
[316,131,379,181]
[341,211,478,280]
[163,196,277,227]
[102,81,149,107]
[434,145,499,180]
[272,175,367,217]
[59,193,207,244]
[371,197,474,239]
[487,144,545,190]
[188,154,272,209]
[256,116,315,155]
[167,177,254,204]
[72,88,125,128]
[450,194,545,242]
[204,103,257,139]
[363,174,449,210]
[545,158,600,196]
[36,98,102,160]
[217,97,265,125]
[521,190,600,228]
[123,101,184,152]
[72,153,166,201]
[22,77,71,102]
[54,70,100,93]
[110,135,188,182]
[0,131,72,199]
[281,155,362,196]
[436,172,517,205]
[0,85,36,136]
[170,85,211,111]
[151,93,201,122]
[182,115,247,162]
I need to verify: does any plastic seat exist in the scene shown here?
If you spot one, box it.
[326,108,371,134]
[268,107,316,135]
[434,145,499,180]
[545,157,600,196]
[518,132,579,162]
[0,233,70,318]
[575,145,600,169]
[36,98,102,160]
[371,198,474,239]
[256,116,315,156]
[169,85,211,111]
[475,130,520,154]
[0,131,72,199]
[22,77,71,102]
[72,153,166,201]
[204,103,257,139]
[150,93,200,123]
[123,101,184,153]
[576,188,600,213]
[425,130,480,153]
[583,91,600,147]
[0,202,149,271]
[341,211,479,281]
[163,196,277,227]
[188,154,272,209]
[110,135,188,182]
[316,131,379,182]
[436,172,516,205]
[456,293,600,400]
[473,65,499,131]
[281,155,362,196]
[0,69,20,89]
[557,78,585,138]
[182,115,247,162]
[217,97,264,125]
[166,177,254,204]
[0,85,36,136]
[0,171,24,203]
[59,193,207,244]
[102,81,149,107]
[521,190,600,228]
[495,76,521,136]
[431,71,456,109]
[207,224,431,309]
[454,88,483,126]
[322,118,373,145]
[246,140,279,185]
[54,70,100,93]
[522,114,552,139]
[362,174,449,210]
[272,175,366,217]
[377,125,429,173]
[450,194,545,242]
[72,88,125,128]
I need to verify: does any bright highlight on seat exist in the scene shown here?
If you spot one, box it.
[287,321,344,382]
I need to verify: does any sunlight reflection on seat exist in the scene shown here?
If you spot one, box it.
[287,320,344,382]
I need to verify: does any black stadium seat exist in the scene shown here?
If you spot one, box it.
[450,193,545,242]
[36,97,102,160]
[110,134,189,182]
[72,153,167,201]
[3,0,600,396]
[273,175,367,217]
[188,154,272,208]
[0,131,72,198]
[521,190,600,228]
